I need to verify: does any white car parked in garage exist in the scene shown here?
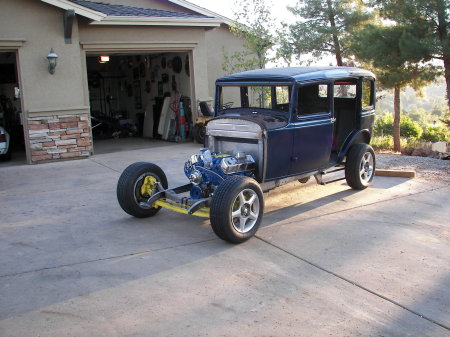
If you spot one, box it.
[0,126,11,160]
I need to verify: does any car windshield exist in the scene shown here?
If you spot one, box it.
[217,85,292,115]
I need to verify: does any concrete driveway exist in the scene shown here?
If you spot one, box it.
[1,142,449,337]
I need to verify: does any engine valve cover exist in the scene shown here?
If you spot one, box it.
[220,155,255,174]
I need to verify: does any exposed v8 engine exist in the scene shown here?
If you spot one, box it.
[184,148,255,199]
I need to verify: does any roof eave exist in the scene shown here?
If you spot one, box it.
[167,0,233,25]
[40,0,106,21]
[89,16,222,27]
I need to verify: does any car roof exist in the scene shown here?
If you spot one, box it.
[216,66,376,84]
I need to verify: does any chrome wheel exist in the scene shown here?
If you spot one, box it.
[345,143,376,190]
[359,151,374,185]
[210,176,264,243]
[231,189,260,233]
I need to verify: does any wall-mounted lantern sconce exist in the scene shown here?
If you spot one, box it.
[98,55,110,64]
[47,48,58,74]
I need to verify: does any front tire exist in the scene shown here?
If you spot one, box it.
[345,143,375,190]
[117,162,168,218]
[210,176,264,243]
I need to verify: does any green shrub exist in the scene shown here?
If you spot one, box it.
[400,115,422,139]
[374,114,393,136]
[371,135,410,151]
[421,125,450,142]
[405,137,419,148]
[374,114,422,139]
[372,136,388,148]
[371,135,393,149]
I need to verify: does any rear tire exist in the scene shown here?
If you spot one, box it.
[117,162,168,218]
[210,176,264,243]
[345,143,375,190]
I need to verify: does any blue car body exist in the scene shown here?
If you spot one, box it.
[210,67,376,184]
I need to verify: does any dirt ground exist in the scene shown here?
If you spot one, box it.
[376,152,450,182]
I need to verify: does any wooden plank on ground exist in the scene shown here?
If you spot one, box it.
[375,169,416,178]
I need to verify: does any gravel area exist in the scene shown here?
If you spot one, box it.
[376,152,450,183]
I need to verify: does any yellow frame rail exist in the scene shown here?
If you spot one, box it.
[154,199,210,218]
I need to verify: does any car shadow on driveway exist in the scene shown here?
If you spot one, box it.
[261,175,420,230]
[263,188,360,226]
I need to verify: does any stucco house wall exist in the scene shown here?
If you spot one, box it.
[0,0,90,163]
[0,0,87,112]
[205,25,247,101]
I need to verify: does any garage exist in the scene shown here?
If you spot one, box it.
[86,52,193,145]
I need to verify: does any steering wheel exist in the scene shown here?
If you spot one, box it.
[221,102,234,109]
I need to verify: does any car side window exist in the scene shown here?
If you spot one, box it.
[362,79,374,109]
[296,84,329,117]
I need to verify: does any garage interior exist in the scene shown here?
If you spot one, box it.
[0,52,25,162]
[86,52,194,151]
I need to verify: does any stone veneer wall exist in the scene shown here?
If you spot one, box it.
[28,113,92,163]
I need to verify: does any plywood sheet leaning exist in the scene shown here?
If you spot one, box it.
[158,96,172,139]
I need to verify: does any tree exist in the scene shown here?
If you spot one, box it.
[374,0,450,112]
[282,0,370,66]
[276,28,294,67]
[351,24,439,151]
[441,111,450,127]
[222,0,275,74]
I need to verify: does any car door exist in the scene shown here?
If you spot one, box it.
[288,82,334,174]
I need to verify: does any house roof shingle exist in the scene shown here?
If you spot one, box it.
[67,0,212,18]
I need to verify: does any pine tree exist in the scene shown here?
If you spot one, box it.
[282,0,370,66]
[375,0,450,112]
[351,24,439,151]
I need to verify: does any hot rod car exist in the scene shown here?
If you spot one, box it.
[117,67,376,243]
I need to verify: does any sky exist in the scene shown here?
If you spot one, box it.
[187,0,298,24]
[186,0,337,67]
[187,0,306,66]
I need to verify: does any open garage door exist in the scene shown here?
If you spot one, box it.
[0,52,25,163]
[86,52,193,152]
